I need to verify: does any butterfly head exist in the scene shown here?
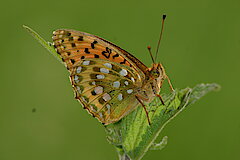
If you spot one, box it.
[149,63,166,80]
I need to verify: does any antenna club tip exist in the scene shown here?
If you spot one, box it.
[163,14,167,19]
[147,46,151,50]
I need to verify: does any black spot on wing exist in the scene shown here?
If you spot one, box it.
[112,54,119,59]
[70,59,75,64]
[106,47,112,53]
[120,59,126,64]
[84,48,90,54]
[71,43,76,48]
[78,36,83,41]
[91,40,98,49]
[94,54,99,58]
[102,47,112,58]
[91,90,97,96]
[102,51,110,58]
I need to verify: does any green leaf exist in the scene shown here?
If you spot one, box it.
[105,83,220,160]
[23,26,220,160]
[23,25,63,64]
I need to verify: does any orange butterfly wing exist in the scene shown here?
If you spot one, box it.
[52,29,148,124]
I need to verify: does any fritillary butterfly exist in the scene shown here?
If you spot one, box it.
[52,15,173,125]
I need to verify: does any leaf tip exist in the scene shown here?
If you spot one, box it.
[22,25,30,31]
[150,136,168,150]
[212,83,221,91]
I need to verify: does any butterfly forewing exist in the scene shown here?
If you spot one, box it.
[52,29,145,124]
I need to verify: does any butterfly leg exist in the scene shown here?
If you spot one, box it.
[156,94,165,105]
[135,95,151,125]
[166,75,174,92]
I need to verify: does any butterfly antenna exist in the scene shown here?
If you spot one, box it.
[147,46,155,63]
[154,14,167,61]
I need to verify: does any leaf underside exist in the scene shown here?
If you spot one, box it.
[23,25,221,160]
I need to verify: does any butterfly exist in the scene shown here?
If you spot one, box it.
[52,15,173,125]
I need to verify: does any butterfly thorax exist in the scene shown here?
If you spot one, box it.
[136,63,166,103]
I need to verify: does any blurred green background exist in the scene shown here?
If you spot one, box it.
[0,0,239,159]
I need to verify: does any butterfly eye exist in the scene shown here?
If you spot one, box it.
[151,70,160,77]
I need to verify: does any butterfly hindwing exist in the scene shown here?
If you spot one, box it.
[70,59,139,124]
